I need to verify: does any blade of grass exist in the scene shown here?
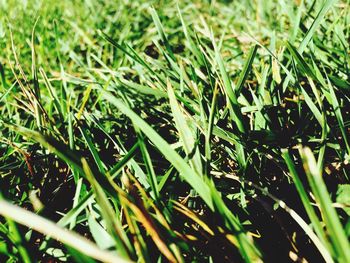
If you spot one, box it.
[211,33,245,133]
[101,90,262,262]
[81,158,133,258]
[167,79,202,175]
[149,7,175,61]
[298,0,337,54]
[80,126,107,173]
[236,45,258,95]
[282,149,333,256]
[326,79,350,155]
[0,198,130,263]
[101,90,213,209]
[300,147,350,262]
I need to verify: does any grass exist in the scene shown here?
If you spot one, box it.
[0,0,349,262]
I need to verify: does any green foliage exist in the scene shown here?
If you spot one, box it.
[0,0,349,262]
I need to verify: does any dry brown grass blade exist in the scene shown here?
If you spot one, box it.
[121,174,181,263]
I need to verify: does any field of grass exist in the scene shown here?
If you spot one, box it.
[0,0,349,262]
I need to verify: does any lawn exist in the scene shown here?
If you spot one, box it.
[0,0,349,262]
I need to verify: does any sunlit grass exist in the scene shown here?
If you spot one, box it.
[0,0,349,262]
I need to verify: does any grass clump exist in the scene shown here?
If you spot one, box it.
[0,0,349,262]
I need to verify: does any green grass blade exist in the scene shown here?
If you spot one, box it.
[298,0,337,54]
[300,147,350,262]
[282,149,333,259]
[80,126,107,173]
[236,45,258,95]
[81,159,133,258]
[101,90,213,209]
[167,80,202,175]
[212,34,245,133]
[0,198,130,263]
[101,90,262,262]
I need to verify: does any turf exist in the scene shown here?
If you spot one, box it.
[0,0,349,262]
